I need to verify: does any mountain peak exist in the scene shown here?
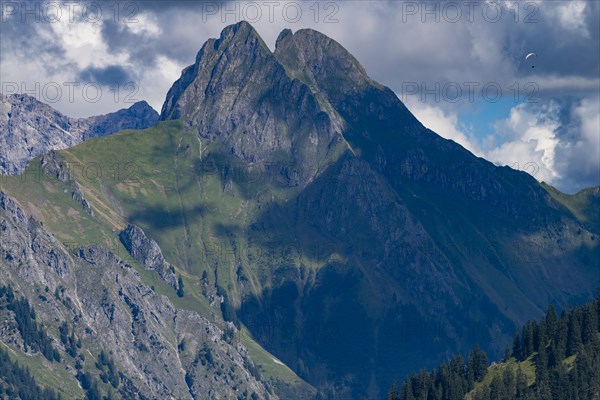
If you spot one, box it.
[125,100,158,118]
[159,22,346,185]
[275,28,293,49]
[162,21,272,121]
[274,28,372,91]
[213,20,267,54]
[219,20,254,38]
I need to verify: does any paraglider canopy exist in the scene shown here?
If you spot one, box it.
[525,52,536,68]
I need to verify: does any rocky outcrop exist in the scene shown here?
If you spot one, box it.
[40,151,73,182]
[119,224,178,289]
[72,185,94,217]
[0,193,276,399]
[0,93,158,175]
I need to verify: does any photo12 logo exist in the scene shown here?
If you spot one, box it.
[399,1,539,24]
[1,1,139,23]
[1,81,139,104]
[401,81,539,104]
[199,1,340,23]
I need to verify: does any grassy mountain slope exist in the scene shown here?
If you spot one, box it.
[0,121,316,399]
[543,183,600,234]
[0,342,83,399]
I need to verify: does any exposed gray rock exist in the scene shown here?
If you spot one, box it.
[160,21,346,187]
[40,151,73,182]
[0,93,158,175]
[0,193,276,400]
[72,185,94,217]
[119,224,178,289]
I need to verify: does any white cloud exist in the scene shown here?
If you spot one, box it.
[480,98,600,192]
[555,1,589,37]
[551,96,600,192]
[137,55,185,112]
[127,12,162,37]
[404,98,481,155]
[534,75,600,93]
[485,103,561,183]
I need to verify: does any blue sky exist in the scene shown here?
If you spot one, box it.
[1,0,598,193]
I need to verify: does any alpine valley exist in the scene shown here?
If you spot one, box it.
[0,22,598,399]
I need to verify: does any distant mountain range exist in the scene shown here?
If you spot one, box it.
[0,93,158,175]
[0,21,598,399]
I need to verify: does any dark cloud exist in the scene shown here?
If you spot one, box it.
[100,17,199,67]
[130,0,228,12]
[79,65,132,86]
[511,1,599,80]
[0,1,66,64]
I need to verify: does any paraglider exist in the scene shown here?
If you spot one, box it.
[525,52,536,68]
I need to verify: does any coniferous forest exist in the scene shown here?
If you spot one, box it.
[0,346,62,400]
[387,291,600,400]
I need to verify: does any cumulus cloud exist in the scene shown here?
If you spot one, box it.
[554,0,589,37]
[485,102,562,184]
[0,0,597,191]
[552,96,600,192]
[403,97,599,193]
[404,98,481,155]
[479,98,599,193]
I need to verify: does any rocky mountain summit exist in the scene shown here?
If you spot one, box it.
[160,21,347,187]
[0,93,158,174]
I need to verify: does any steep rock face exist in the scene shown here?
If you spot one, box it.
[274,29,557,223]
[0,94,158,174]
[0,192,276,400]
[119,224,178,289]
[160,21,346,186]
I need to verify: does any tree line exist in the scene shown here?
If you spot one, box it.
[387,290,600,400]
[0,285,60,362]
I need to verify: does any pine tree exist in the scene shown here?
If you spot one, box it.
[515,366,528,399]
[536,336,553,400]
[566,312,583,356]
[468,345,488,383]
[177,274,185,298]
[489,375,502,400]
[401,379,415,400]
[595,289,600,331]
[387,380,398,400]
[502,367,515,399]
[582,303,598,345]
[545,304,558,340]
[522,322,534,357]
[512,329,521,361]
[550,361,568,400]
[535,322,547,353]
